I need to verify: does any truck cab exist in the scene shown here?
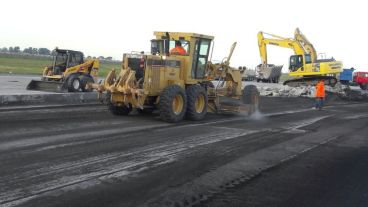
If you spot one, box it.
[354,71,368,90]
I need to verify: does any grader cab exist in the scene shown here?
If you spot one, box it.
[94,32,259,122]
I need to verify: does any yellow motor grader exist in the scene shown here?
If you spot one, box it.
[93,32,259,122]
[27,48,100,92]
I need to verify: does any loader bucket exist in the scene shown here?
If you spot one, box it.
[26,80,66,92]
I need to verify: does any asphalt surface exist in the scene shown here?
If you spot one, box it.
[0,75,99,106]
[0,97,368,207]
[0,75,51,95]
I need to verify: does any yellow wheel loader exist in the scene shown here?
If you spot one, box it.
[27,48,99,92]
[93,32,259,123]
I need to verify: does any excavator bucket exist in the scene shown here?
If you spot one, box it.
[257,65,283,83]
[26,79,66,92]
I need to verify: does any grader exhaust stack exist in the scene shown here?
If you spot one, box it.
[93,32,259,122]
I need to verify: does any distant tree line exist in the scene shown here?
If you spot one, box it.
[1,46,51,55]
[0,46,115,61]
[87,56,113,61]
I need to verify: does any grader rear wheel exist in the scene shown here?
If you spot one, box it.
[186,85,208,121]
[159,85,187,123]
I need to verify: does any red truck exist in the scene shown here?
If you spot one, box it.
[353,72,368,90]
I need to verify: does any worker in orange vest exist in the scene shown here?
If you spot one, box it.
[315,80,325,110]
[170,41,186,55]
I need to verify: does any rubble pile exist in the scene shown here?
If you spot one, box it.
[258,84,351,98]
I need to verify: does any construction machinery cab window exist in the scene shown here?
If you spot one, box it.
[192,39,211,79]
[151,40,164,55]
[169,40,189,55]
[150,39,189,55]
[54,53,68,73]
[289,55,303,71]
[305,54,312,64]
[68,52,84,67]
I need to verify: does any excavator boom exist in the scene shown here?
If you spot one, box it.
[294,28,317,62]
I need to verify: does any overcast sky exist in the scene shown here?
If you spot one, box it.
[1,0,367,72]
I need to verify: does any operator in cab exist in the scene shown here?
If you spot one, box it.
[170,41,186,55]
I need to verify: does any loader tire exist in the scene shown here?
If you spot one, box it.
[106,92,132,115]
[159,85,187,123]
[81,75,94,92]
[67,75,81,92]
[242,85,260,106]
[186,85,208,121]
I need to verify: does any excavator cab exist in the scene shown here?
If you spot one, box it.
[289,55,303,72]
[289,54,314,72]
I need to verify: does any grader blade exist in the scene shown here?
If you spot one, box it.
[217,85,260,115]
[218,96,257,115]
[26,80,66,92]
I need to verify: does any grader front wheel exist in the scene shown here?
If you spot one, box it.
[159,85,187,123]
[242,85,260,109]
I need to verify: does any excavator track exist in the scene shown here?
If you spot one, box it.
[283,76,337,87]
